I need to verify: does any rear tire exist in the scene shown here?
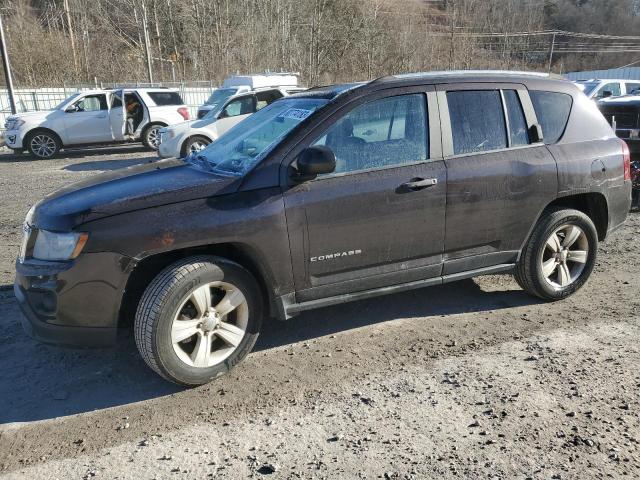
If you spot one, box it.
[25,130,61,159]
[141,123,163,150]
[181,135,211,158]
[134,256,263,386]
[515,208,598,301]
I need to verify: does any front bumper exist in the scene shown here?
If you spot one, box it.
[14,252,134,347]
[15,282,116,347]
[4,129,24,149]
[158,132,182,159]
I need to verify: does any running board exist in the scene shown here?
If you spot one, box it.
[280,263,515,318]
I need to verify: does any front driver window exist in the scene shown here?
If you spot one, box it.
[596,83,621,98]
[73,94,108,112]
[223,97,256,117]
[312,94,428,175]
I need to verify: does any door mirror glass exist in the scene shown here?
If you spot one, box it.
[529,123,544,143]
[294,146,336,180]
[601,90,613,98]
[65,104,80,113]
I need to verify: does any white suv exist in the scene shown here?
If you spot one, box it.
[4,88,190,159]
[158,88,303,159]
[575,79,640,100]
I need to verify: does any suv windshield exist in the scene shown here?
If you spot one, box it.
[578,82,599,96]
[55,93,80,110]
[204,88,238,106]
[196,97,328,176]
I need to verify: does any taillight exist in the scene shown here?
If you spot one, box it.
[178,107,189,121]
[622,139,631,181]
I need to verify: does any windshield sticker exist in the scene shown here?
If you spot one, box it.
[278,108,313,121]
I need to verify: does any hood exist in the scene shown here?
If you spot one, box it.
[10,110,53,122]
[31,158,240,231]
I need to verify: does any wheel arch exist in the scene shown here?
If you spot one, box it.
[23,127,64,149]
[517,192,609,263]
[118,243,275,330]
[180,134,213,157]
[544,192,609,241]
[142,121,168,134]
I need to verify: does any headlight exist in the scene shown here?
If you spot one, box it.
[32,230,89,261]
[4,118,25,130]
[161,129,176,140]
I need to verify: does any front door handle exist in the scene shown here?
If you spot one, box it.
[400,177,438,191]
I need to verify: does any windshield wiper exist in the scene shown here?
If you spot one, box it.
[186,153,215,171]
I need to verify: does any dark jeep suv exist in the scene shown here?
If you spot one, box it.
[15,71,632,385]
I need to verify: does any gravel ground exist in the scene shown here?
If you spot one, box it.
[0,147,638,479]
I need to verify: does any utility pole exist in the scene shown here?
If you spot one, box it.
[141,0,153,83]
[548,31,557,74]
[0,13,16,114]
[62,0,78,76]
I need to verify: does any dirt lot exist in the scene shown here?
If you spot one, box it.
[0,147,639,479]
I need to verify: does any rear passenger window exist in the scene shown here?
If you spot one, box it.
[529,91,572,144]
[447,90,507,155]
[313,94,428,175]
[147,91,184,106]
[503,90,529,147]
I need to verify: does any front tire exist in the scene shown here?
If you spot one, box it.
[141,124,163,150]
[515,208,598,301]
[25,130,61,159]
[134,256,263,386]
[181,135,211,158]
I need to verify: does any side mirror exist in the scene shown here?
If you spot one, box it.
[529,123,544,143]
[601,90,613,98]
[65,105,78,113]
[294,146,336,181]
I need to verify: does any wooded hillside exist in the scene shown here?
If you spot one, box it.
[2,0,640,87]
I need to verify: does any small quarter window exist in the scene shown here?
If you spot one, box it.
[447,90,507,155]
[503,90,529,147]
[529,91,573,144]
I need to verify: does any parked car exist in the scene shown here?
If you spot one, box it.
[158,88,301,159]
[4,88,189,159]
[574,78,640,100]
[196,73,303,119]
[15,71,631,386]
[598,95,640,206]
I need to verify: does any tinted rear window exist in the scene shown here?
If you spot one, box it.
[529,91,572,144]
[447,90,507,155]
[147,91,184,106]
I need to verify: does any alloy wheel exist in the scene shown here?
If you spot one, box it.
[30,134,56,158]
[540,223,589,290]
[171,281,248,368]
[189,140,208,154]
[147,128,161,149]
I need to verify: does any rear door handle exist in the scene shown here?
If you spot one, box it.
[401,177,438,191]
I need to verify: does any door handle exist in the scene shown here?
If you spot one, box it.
[400,177,438,191]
